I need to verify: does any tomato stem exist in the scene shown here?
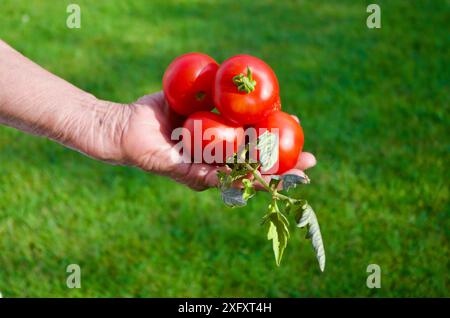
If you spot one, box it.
[244,163,301,203]
[233,67,257,94]
[245,163,271,192]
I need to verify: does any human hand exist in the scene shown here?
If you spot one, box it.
[116,91,316,191]
[117,91,221,190]
[0,41,314,191]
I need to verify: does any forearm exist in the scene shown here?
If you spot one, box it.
[0,40,128,162]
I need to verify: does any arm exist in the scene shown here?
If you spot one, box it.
[0,40,316,190]
[0,39,224,190]
[0,40,127,162]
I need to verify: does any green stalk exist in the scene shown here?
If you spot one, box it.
[244,163,297,203]
[245,163,271,192]
[233,67,257,93]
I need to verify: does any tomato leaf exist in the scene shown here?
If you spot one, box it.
[257,131,279,173]
[229,164,250,181]
[221,188,247,207]
[242,178,256,201]
[293,202,309,227]
[265,201,290,266]
[217,147,324,270]
[217,170,229,187]
[282,173,310,191]
[218,160,258,207]
[295,203,326,272]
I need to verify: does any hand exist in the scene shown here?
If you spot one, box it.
[0,40,314,190]
[118,91,221,190]
[117,91,317,191]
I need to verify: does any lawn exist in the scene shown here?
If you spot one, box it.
[0,0,448,297]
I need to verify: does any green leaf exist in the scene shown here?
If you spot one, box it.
[221,188,247,207]
[295,202,311,227]
[229,163,250,181]
[266,202,290,266]
[257,131,278,173]
[217,170,233,191]
[242,178,255,201]
[218,156,259,208]
[218,158,255,192]
[217,170,227,180]
[217,170,228,186]
[296,204,326,272]
[281,173,310,191]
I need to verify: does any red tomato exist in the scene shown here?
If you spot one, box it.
[272,95,282,112]
[213,54,280,125]
[163,53,219,116]
[182,112,245,164]
[253,111,304,174]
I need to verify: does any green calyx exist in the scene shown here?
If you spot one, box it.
[232,66,257,94]
[195,91,206,101]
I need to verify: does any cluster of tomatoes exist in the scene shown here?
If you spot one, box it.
[163,53,304,174]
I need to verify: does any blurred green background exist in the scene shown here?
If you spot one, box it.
[0,0,448,297]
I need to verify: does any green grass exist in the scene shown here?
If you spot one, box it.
[0,0,448,297]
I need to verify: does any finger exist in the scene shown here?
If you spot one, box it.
[135,91,165,105]
[203,166,220,189]
[168,162,218,191]
[166,107,186,130]
[296,152,316,171]
[188,164,221,191]
[281,168,307,179]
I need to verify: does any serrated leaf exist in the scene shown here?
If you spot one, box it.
[221,188,247,207]
[257,131,279,173]
[219,156,255,193]
[229,163,250,181]
[281,174,310,191]
[217,170,233,191]
[266,203,290,266]
[301,204,326,272]
[296,203,312,228]
[217,170,228,186]
[242,178,256,201]
[217,170,227,180]
[267,216,289,266]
